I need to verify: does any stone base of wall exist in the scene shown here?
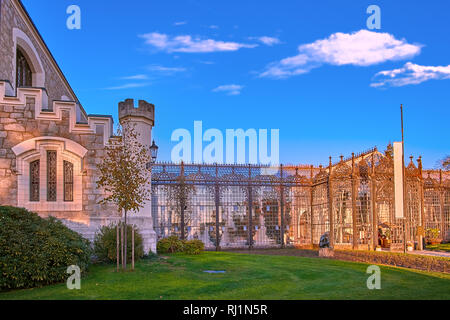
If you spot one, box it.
[50,214,157,254]
[128,216,157,254]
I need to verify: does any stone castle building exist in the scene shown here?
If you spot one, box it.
[1,0,449,253]
[0,0,157,252]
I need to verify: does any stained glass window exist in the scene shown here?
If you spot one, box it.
[29,160,40,202]
[64,161,74,202]
[47,151,57,201]
[16,48,32,88]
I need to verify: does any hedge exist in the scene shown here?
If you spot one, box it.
[157,236,204,255]
[0,206,92,290]
[333,249,450,274]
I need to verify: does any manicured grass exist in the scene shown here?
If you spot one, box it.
[426,243,450,252]
[0,252,449,300]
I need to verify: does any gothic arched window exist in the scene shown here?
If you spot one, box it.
[13,137,86,211]
[16,48,32,88]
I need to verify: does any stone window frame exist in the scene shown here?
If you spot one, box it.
[12,28,46,90]
[12,137,87,212]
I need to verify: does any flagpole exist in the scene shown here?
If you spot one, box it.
[401,104,407,253]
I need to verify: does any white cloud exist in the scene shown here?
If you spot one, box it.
[120,74,149,80]
[198,60,215,65]
[174,21,187,26]
[212,84,244,95]
[105,83,150,90]
[371,62,450,87]
[260,30,422,78]
[148,65,187,74]
[209,25,219,29]
[251,36,281,46]
[140,32,257,53]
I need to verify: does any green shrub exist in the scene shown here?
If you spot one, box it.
[334,249,450,274]
[183,240,204,255]
[93,223,144,264]
[0,206,92,290]
[157,236,184,254]
[425,228,440,240]
[157,236,205,255]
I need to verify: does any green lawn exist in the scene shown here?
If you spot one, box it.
[426,243,450,252]
[1,252,449,300]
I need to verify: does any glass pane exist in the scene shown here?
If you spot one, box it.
[64,161,74,202]
[16,49,32,88]
[47,151,57,201]
[29,160,40,202]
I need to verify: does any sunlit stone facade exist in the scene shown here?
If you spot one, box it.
[0,0,157,253]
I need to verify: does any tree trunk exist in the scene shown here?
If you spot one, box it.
[181,201,185,240]
[124,210,127,270]
[116,224,119,272]
[121,223,124,269]
[132,227,135,271]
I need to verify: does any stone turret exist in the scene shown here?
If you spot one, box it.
[118,99,156,253]
[119,99,155,126]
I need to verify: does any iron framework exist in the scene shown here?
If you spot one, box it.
[151,146,450,251]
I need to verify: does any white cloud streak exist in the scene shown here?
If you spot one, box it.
[105,83,150,90]
[371,62,450,87]
[260,30,422,79]
[251,36,281,46]
[212,84,244,95]
[148,65,187,74]
[120,74,149,80]
[140,32,257,53]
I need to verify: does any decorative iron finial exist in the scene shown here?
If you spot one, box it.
[417,156,423,175]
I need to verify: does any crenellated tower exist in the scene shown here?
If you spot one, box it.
[118,99,156,253]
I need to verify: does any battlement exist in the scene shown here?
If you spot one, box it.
[0,81,113,145]
[118,99,155,125]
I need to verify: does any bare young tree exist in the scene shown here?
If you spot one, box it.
[165,174,196,240]
[96,122,151,270]
[441,156,450,170]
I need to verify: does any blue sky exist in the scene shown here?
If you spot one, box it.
[22,0,449,168]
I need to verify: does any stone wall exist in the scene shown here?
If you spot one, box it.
[0,96,119,233]
[0,0,157,253]
[0,97,33,205]
[0,0,74,103]
[0,92,157,252]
